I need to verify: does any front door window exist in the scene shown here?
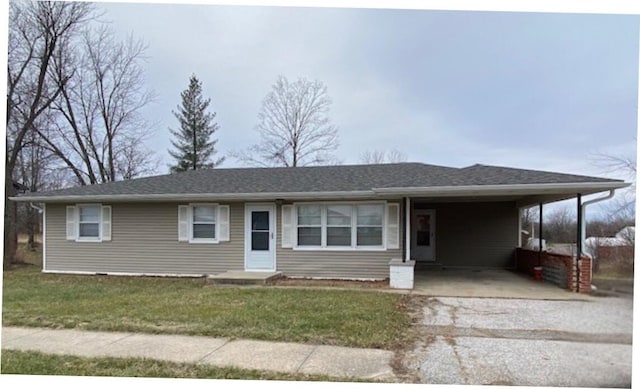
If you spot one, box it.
[411,209,435,261]
[416,214,431,246]
[251,211,270,251]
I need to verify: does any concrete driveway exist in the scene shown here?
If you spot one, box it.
[404,294,633,387]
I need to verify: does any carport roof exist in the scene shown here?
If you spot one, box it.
[12,162,628,202]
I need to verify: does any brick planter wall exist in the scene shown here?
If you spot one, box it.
[515,248,592,293]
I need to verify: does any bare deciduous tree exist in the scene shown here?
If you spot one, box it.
[360,149,408,164]
[544,206,576,244]
[39,25,157,184]
[14,114,54,250]
[5,0,95,269]
[116,135,160,180]
[591,150,636,217]
[234,76,339,167]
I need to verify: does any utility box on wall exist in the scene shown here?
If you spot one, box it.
[389,258,415,289]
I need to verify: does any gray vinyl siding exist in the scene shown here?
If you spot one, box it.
[415,201,518,268]
[276,201,403,280]
[44,199,517,278]
[45,203,244,275]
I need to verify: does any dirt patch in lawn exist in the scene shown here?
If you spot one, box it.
[387,294,429,384]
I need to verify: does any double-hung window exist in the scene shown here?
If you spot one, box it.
[297,205,322,246]
[191,205,217,241]
[178,204,230,243]
[356,204,383,246]
[78,205,101,240]
[295,203,385,249]
[326,205,352,247]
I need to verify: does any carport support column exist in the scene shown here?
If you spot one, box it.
[538,203,543,266]
[405,197,411,262]
[576,193,582,292]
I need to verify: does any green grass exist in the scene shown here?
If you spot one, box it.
[2,253,411,350]
[0,350,358,382]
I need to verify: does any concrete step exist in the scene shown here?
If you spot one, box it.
[207,271,283,286]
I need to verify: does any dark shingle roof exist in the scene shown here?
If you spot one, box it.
[456,164,619,185]
[16,162,625,200]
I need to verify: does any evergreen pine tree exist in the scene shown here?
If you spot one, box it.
[169,75,224,172]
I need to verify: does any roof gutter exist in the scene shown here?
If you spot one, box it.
[10,190,378,203]
[10,182,629,203]
[372,182,629,196]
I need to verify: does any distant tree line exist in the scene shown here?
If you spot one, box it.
[520,205,634,245]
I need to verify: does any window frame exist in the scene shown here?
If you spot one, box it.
[355,204,385,248]
[188,203,219,244]
[76,204,103,242]
[325,204,353,248]
[296,204,323,247]
[293,201,387,251]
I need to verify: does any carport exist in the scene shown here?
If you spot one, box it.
[388,165,629,294]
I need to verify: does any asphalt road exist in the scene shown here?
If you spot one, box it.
[405,295,633,387]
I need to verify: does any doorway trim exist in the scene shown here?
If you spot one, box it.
[244,203,277,271]
[411,207,436,262]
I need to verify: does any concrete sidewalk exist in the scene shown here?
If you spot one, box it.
[1,327,395,381]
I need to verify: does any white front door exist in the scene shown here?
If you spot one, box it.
[411,209,435,261]
[245,204,276,271]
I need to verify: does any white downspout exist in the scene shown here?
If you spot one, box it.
[581,190,616,244]
[580,189,616,285]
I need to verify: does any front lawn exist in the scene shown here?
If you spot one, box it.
[2,263,411,349]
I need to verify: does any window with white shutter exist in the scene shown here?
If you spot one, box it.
[68,204,111,242]
[180,204,226,244]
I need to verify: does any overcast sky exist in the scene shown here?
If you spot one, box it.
[95,2,638,180]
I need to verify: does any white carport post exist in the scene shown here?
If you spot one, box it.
[517,207,524,247]
[405,197,411,261]
[390,197,415,289]
[538,203,543,266]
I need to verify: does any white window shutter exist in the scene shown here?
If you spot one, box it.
[386,203,400,249]
[218,205,230,242]
[66,206,77,240]
[178,205,189,242]
[281,204,293,248]
[101,206,112,241]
